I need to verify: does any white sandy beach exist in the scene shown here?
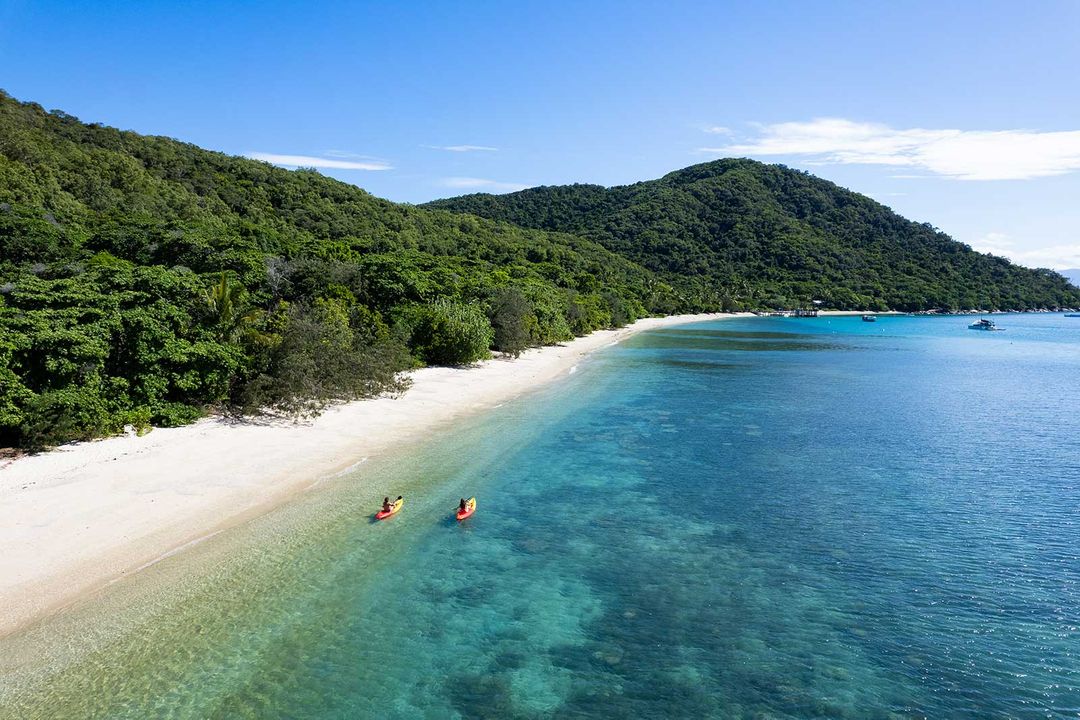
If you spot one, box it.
[0,312,744,637]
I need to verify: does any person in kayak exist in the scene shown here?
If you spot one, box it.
[381,497,392,514]
[459,498,467,513]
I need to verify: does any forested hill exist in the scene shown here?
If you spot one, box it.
[0,91,664,448]
[426,159,1080,312]
[1,90,1075,450]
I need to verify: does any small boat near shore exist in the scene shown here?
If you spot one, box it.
[861,315,876,322]
[968,318,1004,331]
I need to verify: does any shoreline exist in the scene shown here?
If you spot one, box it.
[0,312,743,638]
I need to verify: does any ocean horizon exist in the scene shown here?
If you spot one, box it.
[2,313,1078,719]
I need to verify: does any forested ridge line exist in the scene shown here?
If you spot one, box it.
[426,159,1080,312]
[0,92,669,449]
[2,90,1076,450]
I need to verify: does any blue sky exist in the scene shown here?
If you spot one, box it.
[2,0,1079,269]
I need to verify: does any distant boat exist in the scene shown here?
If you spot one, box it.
[968,318,1004,331]
[861,315,876,322]
[1066,313,1080,318]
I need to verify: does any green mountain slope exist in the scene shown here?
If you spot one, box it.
[0,92,661,448]
[426,159,1080,312]
[2,89,1075,449]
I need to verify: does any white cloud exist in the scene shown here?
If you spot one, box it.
[439,177,529,193]
[970,232,1080,269]
[247,152,392,171]
[703,126,732,135]
[972,232,1013,254]
[699,118,1080,180]
[324,150,388,161]
[425,144,499,152]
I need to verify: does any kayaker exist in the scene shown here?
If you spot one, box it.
[459,498,467,512]
[381,497,392,514]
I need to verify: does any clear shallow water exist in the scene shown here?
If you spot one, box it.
[3,314,1080,719]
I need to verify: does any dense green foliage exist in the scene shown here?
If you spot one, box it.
[397,298,494,366]
[236,298,412,418]
[0,92,659,448]
[426,160,1080,312]
[2,89,1076,449]
[486,287,533,357]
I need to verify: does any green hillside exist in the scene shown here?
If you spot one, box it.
[426,159,1080,312]
[0,92,662,448]
[2,89,1075,450]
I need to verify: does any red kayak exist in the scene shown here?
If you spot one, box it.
[456,497,476,521]
[376,498,403,520]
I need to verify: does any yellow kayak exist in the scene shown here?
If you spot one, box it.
[376,498,403,520]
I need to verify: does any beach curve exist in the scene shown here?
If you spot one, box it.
[0,313,739,638]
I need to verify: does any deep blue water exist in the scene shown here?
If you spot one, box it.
[4,314,1080,719]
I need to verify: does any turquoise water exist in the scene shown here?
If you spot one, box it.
[3,314,1080,718]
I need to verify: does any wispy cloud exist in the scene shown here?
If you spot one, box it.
[972,232,1013,255]
[425,144,499,152]
[324,150,388,161]
[703,125,733,135]
[440,177,529,193]
[699,118,1080,180]
[970,232,1080,269]
[247,152,392,171]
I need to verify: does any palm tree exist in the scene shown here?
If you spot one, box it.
[203,272,263,343]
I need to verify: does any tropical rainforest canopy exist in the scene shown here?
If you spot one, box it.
[426,160,1080,313]
[1,91,1076,448]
